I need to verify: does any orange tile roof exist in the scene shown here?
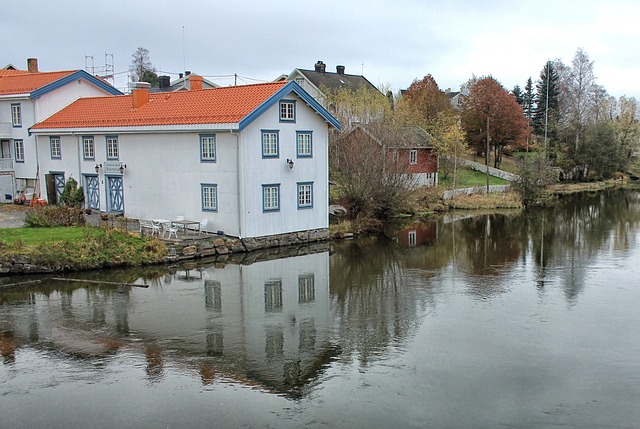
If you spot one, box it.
[32,82,290,129]
[0,70,77,95]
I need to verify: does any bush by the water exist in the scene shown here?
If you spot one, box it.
[25,206,86,227]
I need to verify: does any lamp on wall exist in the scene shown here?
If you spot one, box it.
[119,164,127,174]
[286,159,294,169]
[94,164,102,173]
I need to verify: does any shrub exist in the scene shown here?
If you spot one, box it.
[25,206,86,227]
[59,178,85,208]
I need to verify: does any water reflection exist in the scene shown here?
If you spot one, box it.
[2,189,640,428]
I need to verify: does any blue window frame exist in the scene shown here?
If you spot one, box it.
[262,184,280,212]
[83,136,95,160]
[296,131,313,158]
[279,100,296,123]
[261,130,279,158]
[11,104,21,127]
[200,134,216,162]
[106,136,119,160]
[14,140,24,163]
[297,182,313,209]
[50,136,61,159]
[201,183,218,212]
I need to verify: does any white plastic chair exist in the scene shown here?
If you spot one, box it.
[161,222,179,239]
[199,219,208,235]
[139,219,160,236]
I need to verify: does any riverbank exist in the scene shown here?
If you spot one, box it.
[0,180,627,276]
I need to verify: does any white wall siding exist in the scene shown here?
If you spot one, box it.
[118,132,240,235]
[239,93,329,238]
[34,81,113,122]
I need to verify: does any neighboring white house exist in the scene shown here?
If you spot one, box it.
[0,58,122,200]
[30,80,340,240]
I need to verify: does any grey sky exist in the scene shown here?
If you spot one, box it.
[4,0,640,99]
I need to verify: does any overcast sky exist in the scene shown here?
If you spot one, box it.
[4,0,640,99]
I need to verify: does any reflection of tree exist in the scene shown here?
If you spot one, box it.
[454,213,527,279]
[532,189,640,302]
[330,237,439,366]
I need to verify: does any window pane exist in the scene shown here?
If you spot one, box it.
[84,137,94,159]
[263,185,279,210]
[280,101,295,121]
[11,105,21,127]
[15,140,24,161]
[297,133,312,156]
[51,138,61,158]
[298,183,312,208]
[107,137,118,159]
[201,135,216,160]
[202,185,217,211]
[262,132,278,157]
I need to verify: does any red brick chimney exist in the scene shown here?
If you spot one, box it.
[131,82,151,108]
[189,75,203,91]
[27,58,39,73]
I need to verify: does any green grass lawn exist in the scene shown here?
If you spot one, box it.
[0,226,99,245]
[440,167,509,188]
[0,226,166,270]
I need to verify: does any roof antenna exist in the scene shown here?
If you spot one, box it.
[361,63,364,76]
[183,26,186,71]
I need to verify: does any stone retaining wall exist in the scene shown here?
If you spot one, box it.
[0,228,330,275]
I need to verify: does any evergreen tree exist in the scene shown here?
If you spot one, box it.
[522,77,534,124]
[512,85,524,105]
[532,62,559,138]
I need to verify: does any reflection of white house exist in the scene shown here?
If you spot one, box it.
[30,80,340,239]
[0,58,121,200]
[128,251,332,393]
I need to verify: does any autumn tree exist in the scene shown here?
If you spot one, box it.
[613,96,640,160]
[325,86,418,224]
[129,47,158,86]
[460,76,529,168]
[331,123,417,223]
[396,74,453,131]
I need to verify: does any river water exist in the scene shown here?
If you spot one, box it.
[1,189,640,428]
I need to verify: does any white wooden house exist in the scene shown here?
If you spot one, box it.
[0,59,122,200]
[30,81,340,240]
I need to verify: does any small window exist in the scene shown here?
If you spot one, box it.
[263,184,280,211]
[298,274,315,304]
[265,279,283,312]
[50,137,61,159]
[201,184,218,212]
[11,104,21,127]
[296,131,312,157]
[262,130,279,158]
[297,182,313,209]
[295,78,305,88]
[279,100,295,122]
[410,149,418,165]
[200,134,216,162]
[106,136,118,160]
[83,136,95,160]
[14,140,24,162]
[408,230,417,246]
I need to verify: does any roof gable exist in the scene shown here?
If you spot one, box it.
[0,69,121,97]
[32,81,340,131]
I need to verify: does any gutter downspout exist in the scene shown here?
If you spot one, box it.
[230,130,244,240]
[73,131,82,194]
